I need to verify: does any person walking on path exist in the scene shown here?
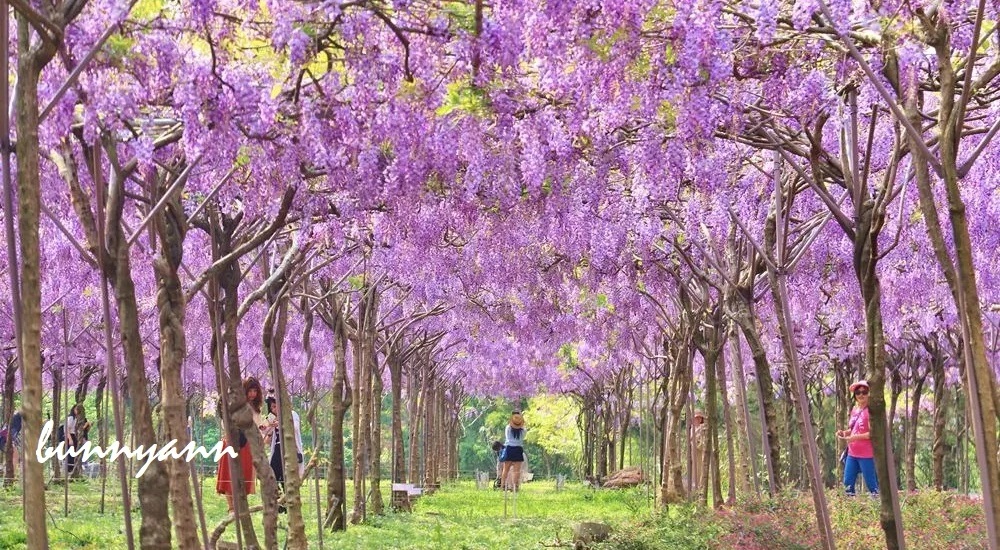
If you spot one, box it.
[838,380,879,496]
[499,411,526,491]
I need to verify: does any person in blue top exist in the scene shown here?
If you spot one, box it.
[499,411,526,491]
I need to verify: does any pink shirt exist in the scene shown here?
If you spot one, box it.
[848,407,874,458]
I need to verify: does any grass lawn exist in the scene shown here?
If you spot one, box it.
[0,476,674,549]
[0,475,986,549]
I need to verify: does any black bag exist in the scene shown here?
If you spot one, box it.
[297,452,303,464]
[57,424,65,443]
[237,430,248,449]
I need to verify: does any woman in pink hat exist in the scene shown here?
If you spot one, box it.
[837,380,878,496]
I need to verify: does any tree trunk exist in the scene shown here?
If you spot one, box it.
[85,165,172,549]
[351,286,375,523]
[661,338,691,504]
[369,358,385,514]
[938,82,1000,550]
[389,350,406,490]
[265,294,307,548]
[52,368,63,479]
[14,12,59,545]
[75,365,98,406]
[905,373,926,492]
[407,354,423,484]
[2,355,15,485]
[907,41,1000,543]
[889,364,906,439]
[596,403,608,480]
[695,313,722,508]
[728,328,757,496]
[930,341,948,491]
[731,292,781,492]
[717,335,738,504]
[766,214,835,550]
[834,358,854,484]
[780,373,799,487]
[582,403,594,480]
[323,294,351,531]
[216,225,268,549]
[423,383,438,490]
[152,168,199,550]
[852,197,905,549]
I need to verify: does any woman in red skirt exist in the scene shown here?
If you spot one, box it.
[217,377,265,512]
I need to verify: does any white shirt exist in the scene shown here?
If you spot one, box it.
[269,410,304,466]
[65,415,77,441]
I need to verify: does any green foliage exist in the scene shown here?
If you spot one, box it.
[104,34,135,65]
[130,0,168,21]
[437,80,491,118]
[584,28,630,62]
[458,398,502,474]
[524,394,581,475]
[443,1,477,32]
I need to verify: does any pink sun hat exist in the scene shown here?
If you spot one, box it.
[849,380,870,394]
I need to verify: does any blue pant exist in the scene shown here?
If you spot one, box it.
[844,456,878,495]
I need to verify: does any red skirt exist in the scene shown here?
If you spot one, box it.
[216,437,255,495]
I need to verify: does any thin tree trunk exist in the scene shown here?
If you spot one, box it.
[780,373,798,487]
[596,403,608,480]
[301,297,325,547]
